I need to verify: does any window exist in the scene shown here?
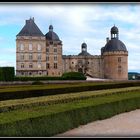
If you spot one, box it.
[38,54,41,61]
[54,63,57,69]
[54,55,57,61]
[29,53,33,60]
[38,63,41,69]
[20,54,24,60]
[50,41,53,45]
[29,63,33,68]
[29,72,32,75]
[46,48,49,53]
[20,44,24,51]
[38,72,42,75]
[21,63,24,68]
[21,72,24,75]
[29,44,33,51]
[46,63,50,69]
[46,56,49,61]
[37,44,41,51]
[118,57,121,63]
[54,48,57,53]
[118,65,122,73]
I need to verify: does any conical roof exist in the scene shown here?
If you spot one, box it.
[16,18,44,37]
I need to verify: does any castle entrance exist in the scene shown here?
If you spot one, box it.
[78,68,83,73]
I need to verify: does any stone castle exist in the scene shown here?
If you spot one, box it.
[16,18,128,80]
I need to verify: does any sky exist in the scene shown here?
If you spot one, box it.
[0,2,140,73]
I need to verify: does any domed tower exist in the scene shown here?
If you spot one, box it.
[102,25,128,80]
[45,25,63,76]
[78,42,91,56]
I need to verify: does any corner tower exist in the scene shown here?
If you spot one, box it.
[102,25,128,80]
[16,17,46,76]
[45,25,63,76]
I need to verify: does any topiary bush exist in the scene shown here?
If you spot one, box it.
[61,72,86,80]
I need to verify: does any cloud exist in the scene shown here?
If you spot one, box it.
[0,3,140,72]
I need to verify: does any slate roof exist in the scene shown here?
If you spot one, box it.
[16,18,44,37]
[103,38,127,53]
[78,42,91,56]
[45,25,61,41]
[78,51,91,56]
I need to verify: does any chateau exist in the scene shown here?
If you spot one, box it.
[16,18,128,80]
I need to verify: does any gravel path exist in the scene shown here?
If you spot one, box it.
[55,109,140,137]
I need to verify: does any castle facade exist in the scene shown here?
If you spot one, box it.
[16,18,128,80]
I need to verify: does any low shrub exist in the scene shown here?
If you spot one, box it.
[14,76,62,81]
[32,81,44,85]
[61,72,86,80]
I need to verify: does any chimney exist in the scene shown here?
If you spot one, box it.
[106,37,109,43]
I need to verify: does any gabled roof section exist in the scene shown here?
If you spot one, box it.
[16,17,45,37]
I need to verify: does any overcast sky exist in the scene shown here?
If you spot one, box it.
[0,2,140,72]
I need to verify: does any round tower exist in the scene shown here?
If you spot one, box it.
[102,25,128,80]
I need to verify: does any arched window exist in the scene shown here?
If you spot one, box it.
[29,72,32,75]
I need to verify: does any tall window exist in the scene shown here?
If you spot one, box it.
[54,63,57,69]
[29,43,33,51]
[46,56,49,61]
[29,63,33,68]
[46,63,50,69]
[54,48,57,53]
[29,53,33,60]
[118,57,121,63]
[46,48,49,53]
[118,65,122,73]
[21,63,24,68]
[20,54,24,60]
[54,55,57,61]
[38,54,41,61]
[38,63,41,69]
[37,44,41,51]
[20,44,24,51]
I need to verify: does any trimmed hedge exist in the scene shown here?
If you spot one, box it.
[0,87,140,113]
[61,72,86,80]
[14,76,62,81]
[0,81,140,101]
[0,95,140,136]
[14,72,86,81]
[0,67,15,81]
